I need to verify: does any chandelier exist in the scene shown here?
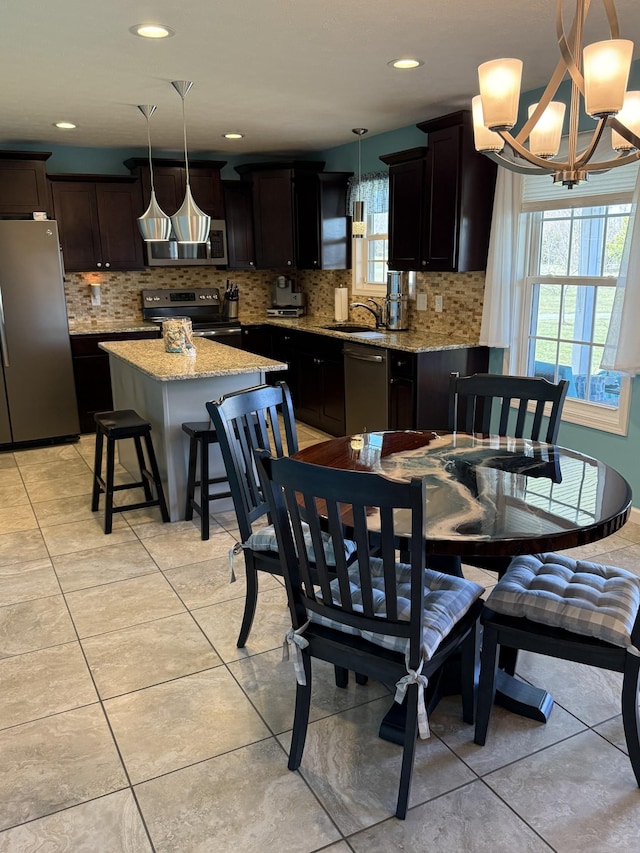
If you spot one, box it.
[472,0,640,188]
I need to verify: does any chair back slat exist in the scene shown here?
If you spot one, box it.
[206,382,298,543]
[449,372,569,443]
[257,452,427,669]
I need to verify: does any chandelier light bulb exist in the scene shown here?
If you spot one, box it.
[478,58,523,130]
[583,39,633,117]
[528,101,566,158]
[612,91,640,151]
[472,96,505,152]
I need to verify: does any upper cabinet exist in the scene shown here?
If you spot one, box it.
[381,110,497,273]
[124,158,226,220]
[50,176,145,272]
[295,172,352,270]
[0,151,51,216]
[234,162,351,270]
[223,180,256,270]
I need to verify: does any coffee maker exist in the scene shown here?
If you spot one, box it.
[383,271,414,331]
[267,275,306,317]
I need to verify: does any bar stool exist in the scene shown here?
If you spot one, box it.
[182,421,232,540]
[92,409,169,534]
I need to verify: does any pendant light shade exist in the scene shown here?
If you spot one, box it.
[352,128,368,239]
[137,105,171,242]
[170,81,211,244]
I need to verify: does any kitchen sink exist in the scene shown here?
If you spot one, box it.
[322,323,375,333]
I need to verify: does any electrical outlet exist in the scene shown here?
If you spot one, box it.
[417,293,427,311]
[90,285,101,307]
[434,294,443,313]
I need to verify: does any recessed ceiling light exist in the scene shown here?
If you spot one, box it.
[54,121,76,130]
[129,23,175,39]
[388,58,424,69]
[223,132,244,140]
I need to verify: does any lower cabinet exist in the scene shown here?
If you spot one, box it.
[294,333,345,436]
[389,346,490,431]
[70,330,160,433]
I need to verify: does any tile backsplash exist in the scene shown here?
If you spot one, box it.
[64,267,485,343]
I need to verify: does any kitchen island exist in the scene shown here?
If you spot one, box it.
[99,337,286,521]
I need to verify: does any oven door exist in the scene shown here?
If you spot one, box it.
[192,326,243,349]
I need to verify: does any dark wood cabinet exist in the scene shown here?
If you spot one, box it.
[70,330,160,433]
[0,151,51,216]
[223,181,256,269]
[294,333,345,435]
[50,177,145,272]
[388,345,491,431]
[294,172,352,270]
[235,162,350,270]
[381,110,497,273]
[124,158,226,219]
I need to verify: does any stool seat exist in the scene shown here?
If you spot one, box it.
[95,409,153,437]
[182,420,231,540]
[92,409,169,534]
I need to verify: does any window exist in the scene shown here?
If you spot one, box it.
[503,158,639,436]
[521,204,630,431]
[348,172,389,297]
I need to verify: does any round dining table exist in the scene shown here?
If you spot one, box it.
[293,429,633,738]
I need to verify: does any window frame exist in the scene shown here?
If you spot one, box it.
[512,203,632,436]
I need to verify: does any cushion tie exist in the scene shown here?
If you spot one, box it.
[228,541,245,583]
[282,620,311,685]
[395,658,430,739]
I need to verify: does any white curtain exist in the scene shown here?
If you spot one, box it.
[479,168,524,349]
[346,171,389,216]
[600,169,640,375]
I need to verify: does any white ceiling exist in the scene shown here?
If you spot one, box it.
[1,0,639,156]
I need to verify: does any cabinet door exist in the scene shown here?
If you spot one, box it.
[0,157,50,216]
[294,175,321,269]
[224,182,256,269]
[422,125,461,271]
[240,324,270,354]
[319,355,345,435]
[388,159,425,272]
[251,170,295,269]
[94,182,144,270]
[51,182,102,272]
[270,327,297,394]
[189,167,224,218]
[148,166,184,216]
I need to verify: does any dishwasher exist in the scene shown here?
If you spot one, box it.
[343,342,389,434]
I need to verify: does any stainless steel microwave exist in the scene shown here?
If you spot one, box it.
[145,219,228,266]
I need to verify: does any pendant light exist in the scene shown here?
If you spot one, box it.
[136,105,171,241]
[351,128,368,238]
[170,81,211,243]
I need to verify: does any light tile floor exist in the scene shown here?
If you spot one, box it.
[1,425,640,851]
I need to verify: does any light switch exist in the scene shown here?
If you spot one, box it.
[417,293,427,311]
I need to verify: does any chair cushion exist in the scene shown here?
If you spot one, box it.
[310,557,484,660]
[245,523,357,567]
[486,552,640,650]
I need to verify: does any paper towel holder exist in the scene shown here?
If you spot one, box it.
[334,286,349,322]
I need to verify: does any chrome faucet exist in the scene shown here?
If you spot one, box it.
[350,298,384,328]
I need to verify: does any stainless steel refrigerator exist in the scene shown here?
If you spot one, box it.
[0,220,79,444]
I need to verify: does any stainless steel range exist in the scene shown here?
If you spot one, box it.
[141,288,242,348]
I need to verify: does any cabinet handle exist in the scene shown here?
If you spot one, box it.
[105,262,110,268]
[287,260,292,266]
[421,260,426,267]
[314,357,324,365]
[284,335,291,341]
[96,262,102,268]
[397,360,406,367]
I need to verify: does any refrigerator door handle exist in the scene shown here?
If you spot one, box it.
[0,284,9,368]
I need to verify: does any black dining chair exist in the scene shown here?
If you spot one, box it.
[444,371,570,578]
[448,371,569,444]
[205,382,299,649]
[256,450,485,820]
[474,552,640,786]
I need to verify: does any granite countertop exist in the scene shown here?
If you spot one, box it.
[69,320,159,336]
[69,315,480,354]
[99,338,286,382]
[257,316,478,353]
